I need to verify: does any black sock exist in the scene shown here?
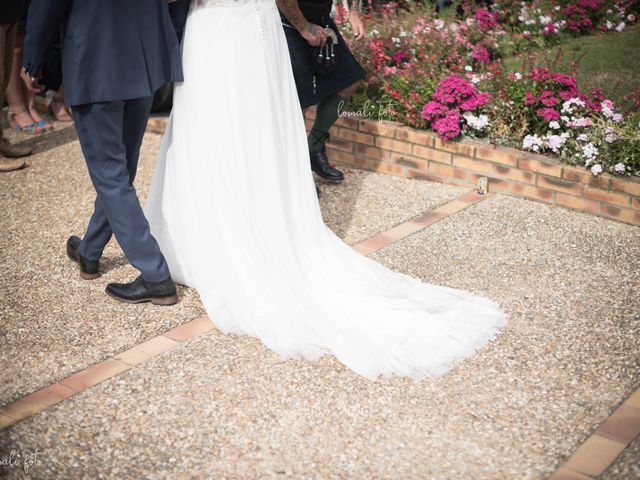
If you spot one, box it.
[308,93,346,154]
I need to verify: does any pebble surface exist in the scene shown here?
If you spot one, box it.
[0,125,463,405]
[1,124,639,479]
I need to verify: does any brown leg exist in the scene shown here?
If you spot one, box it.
[5,32,43,132]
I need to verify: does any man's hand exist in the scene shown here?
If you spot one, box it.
[20,67,44,93]
[348,10,364,40]
[301,22,328,47]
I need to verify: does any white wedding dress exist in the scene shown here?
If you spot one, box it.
[144,0,506,379]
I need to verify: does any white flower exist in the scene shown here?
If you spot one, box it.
[539,15,552,25]
[549,121,560,130]
[545,133,569,153]
[515,72,523,80]
[614,163,626,173]
[577,134,589,141]
[582,143,599,160]
[434,19,445,30]
[471,75,481,85]
[463,112,490,131]
[562,98,586,113]
[392,37,401,45]
[616,22,626,32]
[523,134,544,152]
[554,5,561,11]
[606,20,615,29]
[601,100,615,118]
[612,113,624,123]
[465,65,473,72]
[590,164,603,176]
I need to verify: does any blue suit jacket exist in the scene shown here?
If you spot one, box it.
[23,0,191,106]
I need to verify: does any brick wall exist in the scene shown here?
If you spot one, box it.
[306,113,640,226]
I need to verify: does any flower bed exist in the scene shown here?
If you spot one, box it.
[302,111,640,226]
[339,0,640,178]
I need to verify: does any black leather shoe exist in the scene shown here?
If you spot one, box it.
[310,151,344,184]
[309,130,345,184]
[66,236,100,280]
[106,275,178,306]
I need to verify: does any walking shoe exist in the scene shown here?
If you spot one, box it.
[66,236,100,280]
[0,138,33,158]
[106,275,179,306]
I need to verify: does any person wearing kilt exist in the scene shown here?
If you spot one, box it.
[278,0,366,184]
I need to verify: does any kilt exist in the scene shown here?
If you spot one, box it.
[282,18,365,109]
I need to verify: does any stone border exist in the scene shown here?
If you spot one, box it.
[550,390,640,479]
[0,191,486,431]
[301,113,640,227]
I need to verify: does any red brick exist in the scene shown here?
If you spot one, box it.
[492,164,535,184]
[336,127,375,146]
[538,175,581,195]
[327,136,353,152]
[395,128,436,147]
[632,196,640,210]
[610,177,640,196]
[519,156,563,177]
[376,137,413,154]
[511,183,555,201]
[358,119,397,137]
[391,155,428,171]
[563,166,611,190]
[601,204,640,224]
[434,138,475,157]
[428,162,456,178]
[354,144,388,161]
[458,191,489,204]
[326,149,359,166]
[412,145,452,164]
[583,186,630,208]
[475,145,519,167]
[556,193,601,215]
[452,155,494,175]
[335,116,359,129]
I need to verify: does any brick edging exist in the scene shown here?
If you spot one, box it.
[304,113,640,227]
[549,389,640,479]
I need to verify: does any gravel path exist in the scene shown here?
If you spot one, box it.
[1,185,638,478]
[0,125,463,405]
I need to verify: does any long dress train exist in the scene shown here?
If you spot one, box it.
[144,0,506,380]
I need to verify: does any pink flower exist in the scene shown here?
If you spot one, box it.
[537,108,560,122]
[471,45,491,64]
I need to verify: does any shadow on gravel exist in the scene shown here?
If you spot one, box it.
[14,125,78,156]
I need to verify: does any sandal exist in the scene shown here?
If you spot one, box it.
[29,106,55,131]
[7,109,45,134]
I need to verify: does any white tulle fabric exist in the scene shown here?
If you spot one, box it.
[144,0,507,380]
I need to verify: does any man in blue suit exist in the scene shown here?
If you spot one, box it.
[21,0,191,305]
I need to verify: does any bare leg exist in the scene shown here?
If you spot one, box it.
[51,85,73,122]
[5,33,43,132]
